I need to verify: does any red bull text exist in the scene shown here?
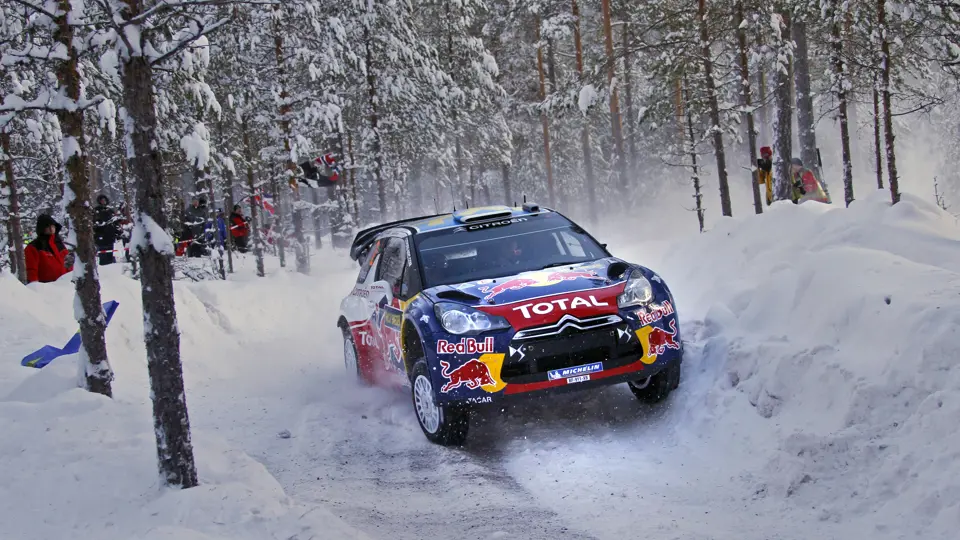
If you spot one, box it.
[436,337,496,355]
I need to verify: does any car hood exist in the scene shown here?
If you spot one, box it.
[424,258,629,330]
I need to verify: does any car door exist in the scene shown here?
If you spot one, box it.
[372,236,409,375]
[342,238,384,367]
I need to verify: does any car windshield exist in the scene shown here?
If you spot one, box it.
[414,213,608,288]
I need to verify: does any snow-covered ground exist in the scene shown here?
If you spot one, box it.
[2,189,959,539]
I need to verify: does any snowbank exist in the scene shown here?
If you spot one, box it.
[0,254,369,540]
[643,190,960,538]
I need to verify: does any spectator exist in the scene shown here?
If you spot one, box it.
[94,194,120,265]
[117,202,133,262]
[229,204,250,253]
[25,214,72,283]
[757,146,773,206]
[791,158,829,204]
[185,197,209,258]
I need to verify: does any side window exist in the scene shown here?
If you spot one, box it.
[376,237,407,295]
[357,240,382,283]
[559,230,587,257]
[400,237,421,298]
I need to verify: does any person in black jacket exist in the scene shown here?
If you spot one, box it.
[93,194,121,265]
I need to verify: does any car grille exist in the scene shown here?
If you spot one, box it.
[502,322,642,384]
[512,314,622,341]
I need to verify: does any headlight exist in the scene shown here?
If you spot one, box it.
[434,302,511,335]
[618,272,654,308]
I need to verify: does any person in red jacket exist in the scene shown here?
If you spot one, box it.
[25,214,72,283]
[229,204,250,253]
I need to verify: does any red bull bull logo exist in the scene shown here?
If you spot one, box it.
[439,359,496,393]
[475,269,600,301]
[478,278,539,301]
[545,270,598,281]
[646,319,680,358]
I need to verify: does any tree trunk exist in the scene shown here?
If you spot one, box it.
[347,131,359,220]
[572,0,597,224]
[120,20,197,487]
[270,176,286,266]
[273,8,309,273]
[534,15,556,208]
[773,9,794,201]
[502,164,512,206]
[0,131,26,283]
[622,22,638,176]
[600,0,628,192]
[55,0,113,397]
[873,84,884,190]
[698,0,732,216]
[241,119,265,277]
[793,19,821,186]
[119,153,137,275]
[224,171,235,275]
[547,38,563,203]
[201,169,224,279]
[830,3,855,207]
[310,187,323,249]
[363,27,387,220]
[756,31,769,146]
[736,1,763,215]
[683,78,705,233]
[878,0,899,203]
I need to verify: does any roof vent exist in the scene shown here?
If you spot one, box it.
[453,206,514,223]
[522,202,540,212]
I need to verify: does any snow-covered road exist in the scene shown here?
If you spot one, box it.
[191,270,857,540]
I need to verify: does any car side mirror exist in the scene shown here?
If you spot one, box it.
[369,280,394,302]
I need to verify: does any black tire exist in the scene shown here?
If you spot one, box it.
[410,360,469,446]
[628,359,681,403]
[341,326,363,382]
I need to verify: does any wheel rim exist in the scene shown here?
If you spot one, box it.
[414,375,441,434]
[630,376,652,390]
[343,336,359,375]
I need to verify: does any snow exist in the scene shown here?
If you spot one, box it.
[3,190,960,539]
[61,136,82,163]
[180,123,211,170]
[130,213,176,255]
[578,84,597,114]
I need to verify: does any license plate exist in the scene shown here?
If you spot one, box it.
[567,375,590,384]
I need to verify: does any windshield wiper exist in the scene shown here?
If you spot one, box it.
[539,261,583,270]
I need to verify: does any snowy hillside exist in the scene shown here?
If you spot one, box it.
[3,190,960,540]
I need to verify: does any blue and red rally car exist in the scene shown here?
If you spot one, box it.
[338,203,683,445]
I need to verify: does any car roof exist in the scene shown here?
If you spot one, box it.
[349,203,555,260]
[406,205,553,234]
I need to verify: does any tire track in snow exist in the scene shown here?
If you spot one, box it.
[264,384,602,540]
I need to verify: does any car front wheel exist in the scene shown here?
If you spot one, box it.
[411,360,469,446]
[628,359,681,403]
[341,327,365,383]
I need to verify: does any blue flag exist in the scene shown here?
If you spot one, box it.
[21,301,119,368]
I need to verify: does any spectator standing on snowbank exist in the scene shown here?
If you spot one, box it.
[25,214,72,283]
[93,194,121,265]
[757,146,773,206]
[791,158,829,204]
[184,197,210,258]
[229,204,250,253]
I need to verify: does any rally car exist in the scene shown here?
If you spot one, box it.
[338,203,683,445]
